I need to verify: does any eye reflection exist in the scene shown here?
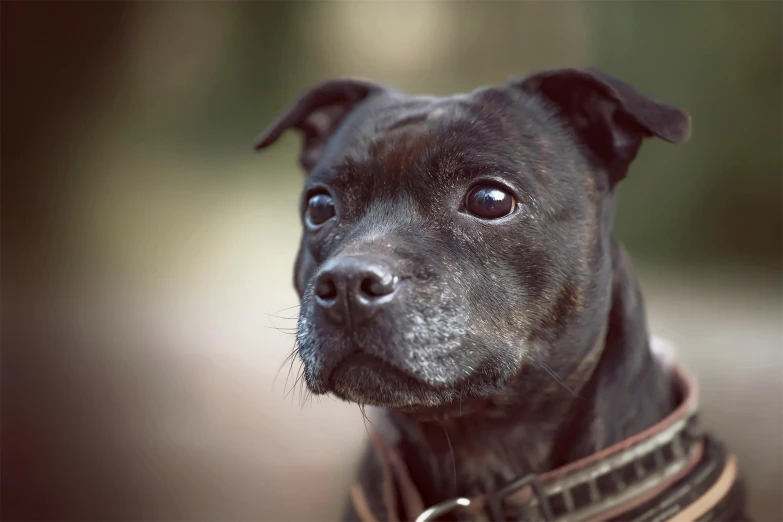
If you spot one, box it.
[306,193,336,226]
[465,186,517,219]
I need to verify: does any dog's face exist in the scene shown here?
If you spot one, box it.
[256,69,689,414]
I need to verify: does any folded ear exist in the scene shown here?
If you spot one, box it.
[254,78,384,171]
[514,68,691,183]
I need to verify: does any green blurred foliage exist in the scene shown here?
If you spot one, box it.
[14,2,779,280]
[589,2,782,272]
[174,2,780,274]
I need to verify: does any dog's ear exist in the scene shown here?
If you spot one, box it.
[254,78,384,171]
[514,68,691,183]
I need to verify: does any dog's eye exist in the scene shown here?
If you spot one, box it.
[465,186,517,219]
[306,193,336,226]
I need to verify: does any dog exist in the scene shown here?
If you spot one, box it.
[256,68,747,521]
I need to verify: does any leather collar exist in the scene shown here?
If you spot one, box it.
[349,362,744,522]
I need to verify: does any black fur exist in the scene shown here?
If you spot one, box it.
[256,69,711,518]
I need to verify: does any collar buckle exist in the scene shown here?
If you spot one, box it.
[489,473,554,522]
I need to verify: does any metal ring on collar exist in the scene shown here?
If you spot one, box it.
[415,497,471,522]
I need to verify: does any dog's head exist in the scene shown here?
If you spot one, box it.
[256,69,690,415]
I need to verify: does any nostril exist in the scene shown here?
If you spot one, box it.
[359,274,397,298]
[315,277,338,301]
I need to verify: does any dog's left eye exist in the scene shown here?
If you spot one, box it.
[305,193,336,227]
[465,186,517,219]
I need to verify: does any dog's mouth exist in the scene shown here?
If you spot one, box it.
[327,351,445,408]
[330,352,408,382]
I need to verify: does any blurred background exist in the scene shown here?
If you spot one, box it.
[3,2,781,521]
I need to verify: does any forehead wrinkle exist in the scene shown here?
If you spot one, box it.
[317,95,549,206]
[367,120,537,199]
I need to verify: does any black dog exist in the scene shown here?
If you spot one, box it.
[256,69,747,521]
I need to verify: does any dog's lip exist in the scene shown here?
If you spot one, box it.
[329,351,419,385]
[326,351,444,408]
[325,350,444,400]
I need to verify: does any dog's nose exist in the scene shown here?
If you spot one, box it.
[314,255,399,324]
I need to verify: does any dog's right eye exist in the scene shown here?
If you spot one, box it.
[465,185,517,220]
[305,193,336,227]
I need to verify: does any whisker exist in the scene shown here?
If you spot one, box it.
[280,345,300,395]
[360,406,369,435]
[261,325,298,334]
[442,425,457,493]
[300,384,313,410]
[540,362,579,398]
[297,365,307,406]
[272,344,298,392]
[286,361,306,404]
[261,312,299,321]
[273,304,301,314]
[299,375,315,410]
[360,403,374,426]
[359,404,374,439]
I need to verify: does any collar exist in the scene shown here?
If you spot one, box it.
[349,362,744,522]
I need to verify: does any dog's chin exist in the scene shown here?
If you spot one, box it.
[306,351,514,417]
[324,352,456,410]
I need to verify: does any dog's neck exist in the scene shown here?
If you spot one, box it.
[380,242,677,504]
